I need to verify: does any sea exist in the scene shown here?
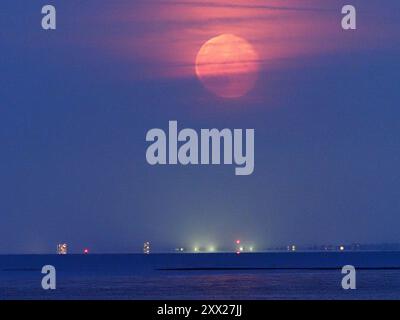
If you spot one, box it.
[1,252,400,300]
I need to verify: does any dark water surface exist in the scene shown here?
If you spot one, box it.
[1,253,400,299]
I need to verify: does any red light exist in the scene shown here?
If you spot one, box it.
[236,251,241,255]
[236,240,241,245]
[83,248,89,254]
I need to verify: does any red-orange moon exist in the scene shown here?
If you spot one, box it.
[195,34,260,98]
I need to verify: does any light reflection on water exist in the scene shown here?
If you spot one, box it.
[2,269,400,300]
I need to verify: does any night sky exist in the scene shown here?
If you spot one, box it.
[1,0,399,253]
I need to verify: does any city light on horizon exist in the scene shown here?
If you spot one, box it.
[57,243,68,255]
[49,241,375,255]
[143,242,150,254]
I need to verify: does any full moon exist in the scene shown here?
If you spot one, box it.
[195,34,260,98]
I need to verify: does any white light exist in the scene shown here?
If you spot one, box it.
[239,247,244,252]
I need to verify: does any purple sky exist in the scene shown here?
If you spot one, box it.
[1,0,400,253]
